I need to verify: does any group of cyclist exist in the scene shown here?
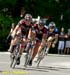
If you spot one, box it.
[8,13,59,67]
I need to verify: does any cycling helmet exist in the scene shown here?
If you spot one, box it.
[38,19,45,26]
[48,22,56,28]
[24,14,32,22]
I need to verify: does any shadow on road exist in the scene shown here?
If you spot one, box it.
[13,65,70,73]
[15,66,49,72]
[14,66,62,72]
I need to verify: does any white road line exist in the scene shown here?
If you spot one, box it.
[0,52,70,56]
[0,52,10,54]
[0,52,26,55]
[0,62,10,64]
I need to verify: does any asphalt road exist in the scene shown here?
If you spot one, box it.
[0,52,70,75]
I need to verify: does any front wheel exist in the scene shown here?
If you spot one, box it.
[10,53,15,68]
[12,58,17,69]
[24,53,29,67]
[36,47,46,67]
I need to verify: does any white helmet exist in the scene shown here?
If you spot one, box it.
[38,19,45,26]
[24,14,32,22]
[48,22,56,28]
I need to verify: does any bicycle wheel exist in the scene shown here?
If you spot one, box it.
[10,53,15,68]
[36,47,46,67]
[10,44,20,68]
[24,50,32,67]
[24,53,29,67]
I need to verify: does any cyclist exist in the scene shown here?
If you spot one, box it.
[45,21,59,54]
[8,14,33,64]
[29,19,48,65]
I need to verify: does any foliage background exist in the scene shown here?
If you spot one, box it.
[0,0,70,52]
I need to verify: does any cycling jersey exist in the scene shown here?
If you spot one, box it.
[47,27,59,37]
[34,24,47,41]
[18,19,32,38]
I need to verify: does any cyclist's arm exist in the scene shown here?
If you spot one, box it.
[42,28,47,40]
[27,28,32,40]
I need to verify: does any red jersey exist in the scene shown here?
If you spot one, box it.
[34,24,47,40]
[18,19,32,38]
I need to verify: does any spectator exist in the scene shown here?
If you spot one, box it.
[7,23,15,44]
[58,27,65,54]
[64,29,70,54]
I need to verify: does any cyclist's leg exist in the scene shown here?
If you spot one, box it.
[28,40,36,66]
[38,39,47,54]
[19,39,25,55]
[8,37,18,53]
[45,36,53,54]
[32,41,40,60]
[35,39,46,62]
[8,39,14,52]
